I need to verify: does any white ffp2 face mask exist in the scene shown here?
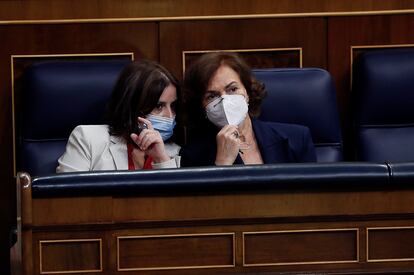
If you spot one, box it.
[205,94,248,128]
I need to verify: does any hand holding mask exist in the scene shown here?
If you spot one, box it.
[206,94,250,164]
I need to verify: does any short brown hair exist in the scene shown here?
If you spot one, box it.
[183,52,266,129]
[106,60,179,139]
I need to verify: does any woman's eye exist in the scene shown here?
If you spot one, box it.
[228,86,238,93]
[205,94,218,101]
[152,103,164,113]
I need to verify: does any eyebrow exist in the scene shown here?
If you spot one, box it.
[158,98,177,103]
[156,101,176,107]
[206,81,238,94]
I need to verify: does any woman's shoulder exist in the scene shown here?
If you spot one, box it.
[69,125,112,146]
[71,125,110,136]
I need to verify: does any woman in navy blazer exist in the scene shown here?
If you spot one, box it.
[180,52,316,167]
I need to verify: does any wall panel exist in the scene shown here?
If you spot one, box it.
[159,18,327,79]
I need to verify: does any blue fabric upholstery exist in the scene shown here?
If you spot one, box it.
[253,68,342,162]
[353,48,414,162]
[31,162,389,197]
[19,60,130,176]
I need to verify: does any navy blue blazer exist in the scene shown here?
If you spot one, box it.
[180,118,316,167]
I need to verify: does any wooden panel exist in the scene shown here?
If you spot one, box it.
[112,190,414,223]
[32,197,113,226]
[39,239,102,273]
[183,48,302,74]
[1,0,414,22]
[117,233,234,271]
[368,227,414,262]
[27,218,414,274]
[160,18,326,79]
[244,229,358,266]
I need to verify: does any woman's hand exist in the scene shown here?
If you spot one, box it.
[130,117,170,163]
[215,125,240,165]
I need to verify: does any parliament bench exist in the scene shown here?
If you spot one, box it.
[14,162,414,274]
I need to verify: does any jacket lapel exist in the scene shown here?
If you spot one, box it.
[109,135,128,170]
[252,119,289,164]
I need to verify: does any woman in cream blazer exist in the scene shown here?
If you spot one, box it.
[57,60,181,172]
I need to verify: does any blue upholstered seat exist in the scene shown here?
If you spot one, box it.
[18,60,130,176]
[352,48,414,162]
[253,68,343,162]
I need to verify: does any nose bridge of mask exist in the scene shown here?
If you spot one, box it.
[147,114,176,125]
[146,114,176,132]
[146,114,176,141]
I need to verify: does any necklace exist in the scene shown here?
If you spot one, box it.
[239,134,253,150]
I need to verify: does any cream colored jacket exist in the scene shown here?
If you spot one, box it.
[56,125,181,173]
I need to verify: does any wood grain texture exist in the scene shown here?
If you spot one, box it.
[183,49,302,73]
[244,230,357,265]
[26,218,414,274]
[1,0,414,21]
[40,240,101,273]
[160,18,327,79]
[368,227,414,261]
[112,190,414,223]
[118,234,234,270]
[28,189,414,227]
[33,232,107,274]
[33,197,113,226]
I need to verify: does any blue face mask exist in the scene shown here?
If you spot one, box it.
[146,114,176,141]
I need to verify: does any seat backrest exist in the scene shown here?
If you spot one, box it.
[352,48,414,162]
[18,60,130,176]
[253,68,343,162]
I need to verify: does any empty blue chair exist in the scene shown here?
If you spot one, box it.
[353,48,414,162]
[253,68,343,162]
[17,60,130,176]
